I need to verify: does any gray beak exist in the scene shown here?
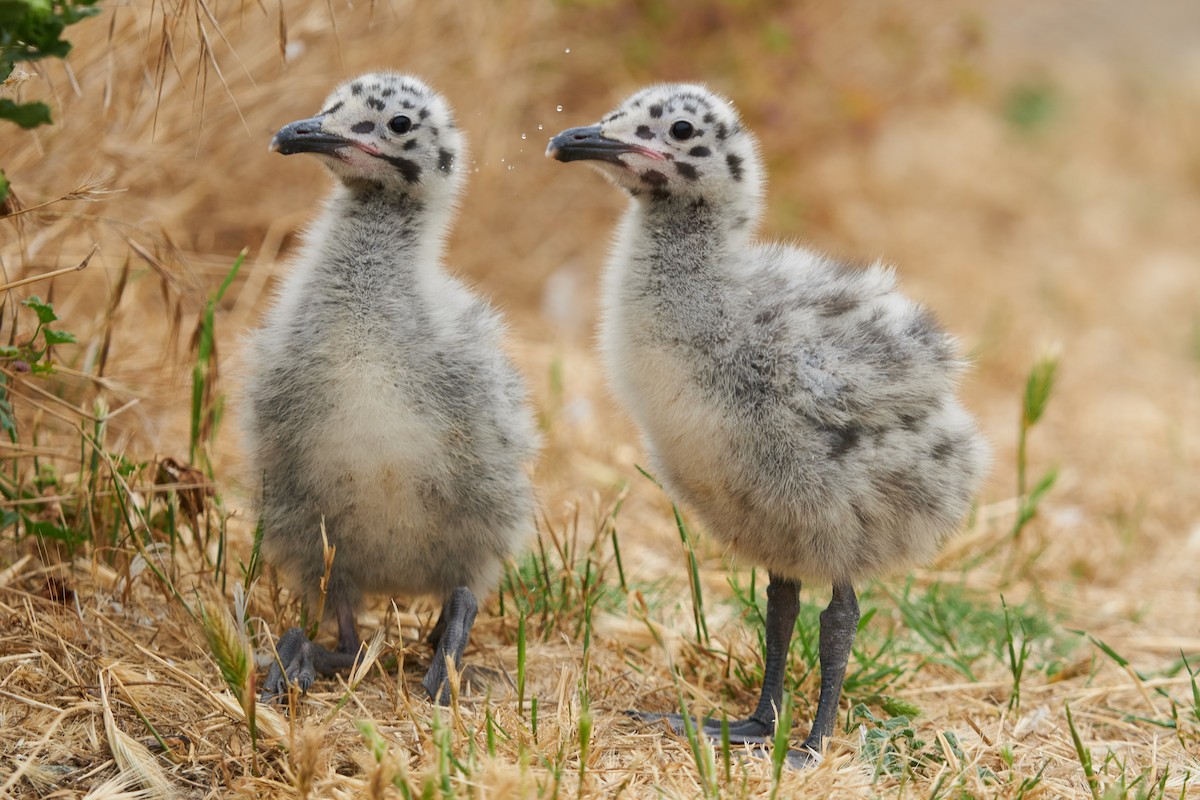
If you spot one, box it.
[270,116,350,156]
[546,125,643,165]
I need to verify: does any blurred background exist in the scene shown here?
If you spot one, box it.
[4,0,1200,793]
[5,0,1198,595]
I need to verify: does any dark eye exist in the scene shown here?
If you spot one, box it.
[388,115,412,134]
[670,120,695,140]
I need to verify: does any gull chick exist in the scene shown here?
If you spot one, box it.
[548,84,987,765]
[245,72,538,704]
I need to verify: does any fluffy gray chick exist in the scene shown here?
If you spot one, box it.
[548,84,987,766]
[245,73,538,704]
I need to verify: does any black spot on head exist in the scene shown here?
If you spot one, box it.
[688,146,711,157]
[703,112,716,124]
[403,138,419,151]
[641,169,668,188]
[381,88,395,97]
[635,125,655,140]
[690,197,706,210]
[727,153,744,181]
[438,148,454,172]
[716,122,728,140]
[381,154,422,184]
[350,82,363,96]
[321,101,344,116]
[366,97,385,111]
[605,110,627,122]
[648,104,663,119]
[419,107,431,120]
[429,126,439,136]
[402,100,415,109]
[683,104,698,114]
[675,162,699,181]
[351,121,375,134]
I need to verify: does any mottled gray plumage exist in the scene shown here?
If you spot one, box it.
[245,73,538,702]
[549,84,987,765]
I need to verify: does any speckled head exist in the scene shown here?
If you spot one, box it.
[271,72,464,198]
[547,83,763,206]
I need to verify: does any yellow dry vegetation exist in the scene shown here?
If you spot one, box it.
[2,0,1199,797]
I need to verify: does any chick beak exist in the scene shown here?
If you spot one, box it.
[270,116,351,156]
[546,125,663,164]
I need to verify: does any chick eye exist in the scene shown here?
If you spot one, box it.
[670,120,695,140]
[388,115,413,134]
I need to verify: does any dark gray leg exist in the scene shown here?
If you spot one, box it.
[260,595,363,702]
[786,582,859,768]
[420,586,477,705]
[426,603,448,647]
[633,573,801,744]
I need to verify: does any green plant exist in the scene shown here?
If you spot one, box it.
[1,0,103,200]
[767,691,793,800]
[190,250,244,471]
[199,587,257,766]
[500,493,630,638]
[0,295,76,373]
[1013,353,1059,539]
[638,465,709,645]
[852,703,931,780]
[1003,81,1059,133]
[1065,702,1100,800]
[1003,595,1033,710]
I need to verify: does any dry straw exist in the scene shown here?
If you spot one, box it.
[2,0,1199,797]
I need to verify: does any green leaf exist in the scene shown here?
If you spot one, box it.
[0,98,53,129]
[0,344,19,358]
[215,249,246,303]
[1023,354,1058,426]
[878,695,922,719]
[1004,82,1059,133]
[20,295,58,324]
[1027,468,1058,507]
[43,328,76,345]
[25,518,77,543]
[0,169,8,203]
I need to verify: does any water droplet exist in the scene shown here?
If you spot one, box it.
[564,48,571,54]
[556,105,563,112]
[538,124,544,130]
[507,165,514,171]
[521,133,527,140]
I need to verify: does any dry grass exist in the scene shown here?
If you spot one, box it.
[2,0,1199,797]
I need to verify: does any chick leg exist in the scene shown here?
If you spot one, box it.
[420,586,477,705]
[634,573,801,744]
[786,582,859,767]
[260,596,362,701]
